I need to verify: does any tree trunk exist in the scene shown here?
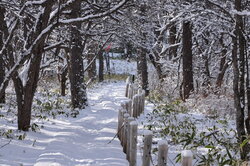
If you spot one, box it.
[61,67,67,96]
[168,25,178,60]
[12,48,44,131]
[87,53,96,79]
[182,21,194,100]
[20,53,43,131]
[148,53,165,81]
[14,1,54,131]
[68,0,87,109]
[137,48,149,96]
[99,50,104,82]
[12,74,25,130]
[202,34,211,87]
[233,0,248,159]
[246,45,250,135]
[216,48,228,87]
[104,52,111,75]
[201,54,210,87]
[0,7,7,103]
[0,57,5,103]
[232,34,247,159]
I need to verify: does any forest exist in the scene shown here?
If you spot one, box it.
[0,0,250,165]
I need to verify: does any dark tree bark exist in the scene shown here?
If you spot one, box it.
[137,48,149,96]
[233,0,248,159]
[98,50,104,82]
[0,7,7,103]
[0,57,5,103]
[60,66,68,96]
[148,53,166,81]
[59,50,68,97]
[18,53,43,131]
[104,52,111,76]
[201,54,210,87]
[216,48,228,87]
[182,21,194,100]
[12,1,55,131]
[55,48,68,97]
[125,42,133,60]
[87,53,96,80]
[68,0,87,109]
[197,35,210,88]
[168,25,178,60]
[246,45,250,135]
[216,35,229,88]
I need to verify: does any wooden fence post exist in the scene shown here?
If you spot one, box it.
[132,95,140,118]
[240,161,250,166]
[128,84,133,99]
[137,94,142,116]
[131,84,134,99]
[125,100,132,115]
[120,109,126,145]
[117,109,122,140]
[141,90,145,113]
[157,140,168,166]
[129,121,138,166]
[133,85,138,98]
[121,101,126,110]
[181,150,193,166]
[140,94,144,115]
[125,77,130,97]
[127,117,134,160]
[123,113,130,153]
[142,130,153,166]
[135,95,139,117]
[127,100,132,116]
[132,95,136,118]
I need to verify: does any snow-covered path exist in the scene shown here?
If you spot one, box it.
[0,82,129,166]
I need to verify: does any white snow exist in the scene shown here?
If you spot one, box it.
[158,140,168,146]
[181,150,193,157]
[0,82,129,166]
[96,59,137,75]
[129,121,138,126]
[142,130,153,136]
[59,0,127,24]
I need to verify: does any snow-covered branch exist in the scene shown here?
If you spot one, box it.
[59,0,128,24]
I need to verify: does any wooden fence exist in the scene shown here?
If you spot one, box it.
[119,77,250,165]
[117,77,194,166]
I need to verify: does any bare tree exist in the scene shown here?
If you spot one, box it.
[137,47,149,96]
[232,0,249,159]
[182,21,194,100]
[0,6,7,103]
[0,0,128,131]
[68,0,87,109]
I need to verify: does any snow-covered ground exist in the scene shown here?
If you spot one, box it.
[94,59,137,75]
[95,58,154,76]
[109,59,137,75]
[0,83,129,166]
[0,59,240,165]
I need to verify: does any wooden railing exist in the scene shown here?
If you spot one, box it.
[117,77,193,166]
[119,77,250,165]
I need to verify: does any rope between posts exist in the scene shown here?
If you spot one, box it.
[168,156,176,166]
[150,152,155,166]
[107,124,124,144]
[0,139,11,149]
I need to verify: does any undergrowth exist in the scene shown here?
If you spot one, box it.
[0,88,79,141]
[87,73,129,88]
[145,91,249,165]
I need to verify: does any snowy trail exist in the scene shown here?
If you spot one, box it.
[0,82,129,166]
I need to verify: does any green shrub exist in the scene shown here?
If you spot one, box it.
[144,101,244,165]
